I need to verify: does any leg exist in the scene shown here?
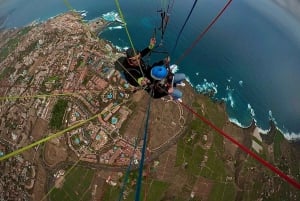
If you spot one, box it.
[171,88,183,100]
[173,73,186,84]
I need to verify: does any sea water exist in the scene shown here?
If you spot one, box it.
[1,0,300,140]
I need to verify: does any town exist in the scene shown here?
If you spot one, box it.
[0,12,144,200]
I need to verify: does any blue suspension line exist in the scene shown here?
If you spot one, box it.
[171,0,198,55]
[118,138,139,201]
[134,96,152,201]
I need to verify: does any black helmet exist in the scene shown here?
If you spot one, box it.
[126,48,139,58]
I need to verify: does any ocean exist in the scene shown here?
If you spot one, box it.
[1,0,300,140]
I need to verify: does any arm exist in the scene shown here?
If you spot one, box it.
[140,38,156,57]
[152,55,170,68]
[140,47,151,57]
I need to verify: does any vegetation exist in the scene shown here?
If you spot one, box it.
[208,182,235,201]
[174,98,237,200]
[0,37,19,61]
[205,98,226,129]
[102,179,169,201]
[202,146,226,180]
[82,74,92,85]
[75,56,85,69]
[175,139,205,176]
[18,26,32,36]
[50,99,68,130]
[46,76,60,82]
[252,136,263,146]
[42,76,62,91]
[0,66,15,81]
[13,41,38,63]
[49,167,94,201]
[273,130,284,161]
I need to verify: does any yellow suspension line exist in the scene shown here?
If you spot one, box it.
[0,100,124,161]
[41,154,85,201]
[0,112,100,161]
[0,2,140,199]
[114,0,136,52]
[0,92,78,101]
[162,0,167,10]
[63,0,74,11]
[115,0,148,79]
[0,0,139,161]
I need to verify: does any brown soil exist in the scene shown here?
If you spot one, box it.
[91,170,107,201]
[31,118,48,141]
[31,162,47,201]
[148,99,184,148]
[192,177,214,201]
[123,90,149,140]
[222,121,248,157]
[54,176,65,189]
[44,139,68,167]
[127,85,194,148]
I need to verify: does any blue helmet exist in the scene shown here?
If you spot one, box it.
[151,65,168,80]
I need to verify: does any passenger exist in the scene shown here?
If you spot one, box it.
[146,64,186,102]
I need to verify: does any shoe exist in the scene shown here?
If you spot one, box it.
[177,82,185,87]
[170,64,178,71]
[176,98,183,103]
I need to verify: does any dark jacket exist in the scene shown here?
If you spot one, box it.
[115,47,152,87]
[115,47,173,99]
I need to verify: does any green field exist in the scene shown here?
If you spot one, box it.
[273,130,284,161]
[175,99,236,200]
[50,99,68,130]
[49,167,95,201]
[102,179,169,201]
[208,182,235,201]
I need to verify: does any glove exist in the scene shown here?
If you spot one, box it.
[138,77,150,86]
[164,56,170,66]
[148,38,156,49]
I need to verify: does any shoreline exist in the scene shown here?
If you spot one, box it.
[1,10,299,142]
[228,116,300,142]
[194,91,300,142]
[187,79,300,142]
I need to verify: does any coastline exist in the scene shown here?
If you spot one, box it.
[1,3,299,141]
[0,11,299,200]
[1,9,299,143]
[188,78,300,142]
[196,91,300,143]
[228,116,300,142]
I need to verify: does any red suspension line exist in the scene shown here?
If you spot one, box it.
[175,0,233,65]
[180,102,300,190]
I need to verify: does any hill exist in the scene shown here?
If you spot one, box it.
[0,11,299,201]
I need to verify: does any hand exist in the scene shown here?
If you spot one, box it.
[142,77,150,86]
[149,38,156,49]
[164,56,170,65]
[168,87,174,94]
[138,77,150,86]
